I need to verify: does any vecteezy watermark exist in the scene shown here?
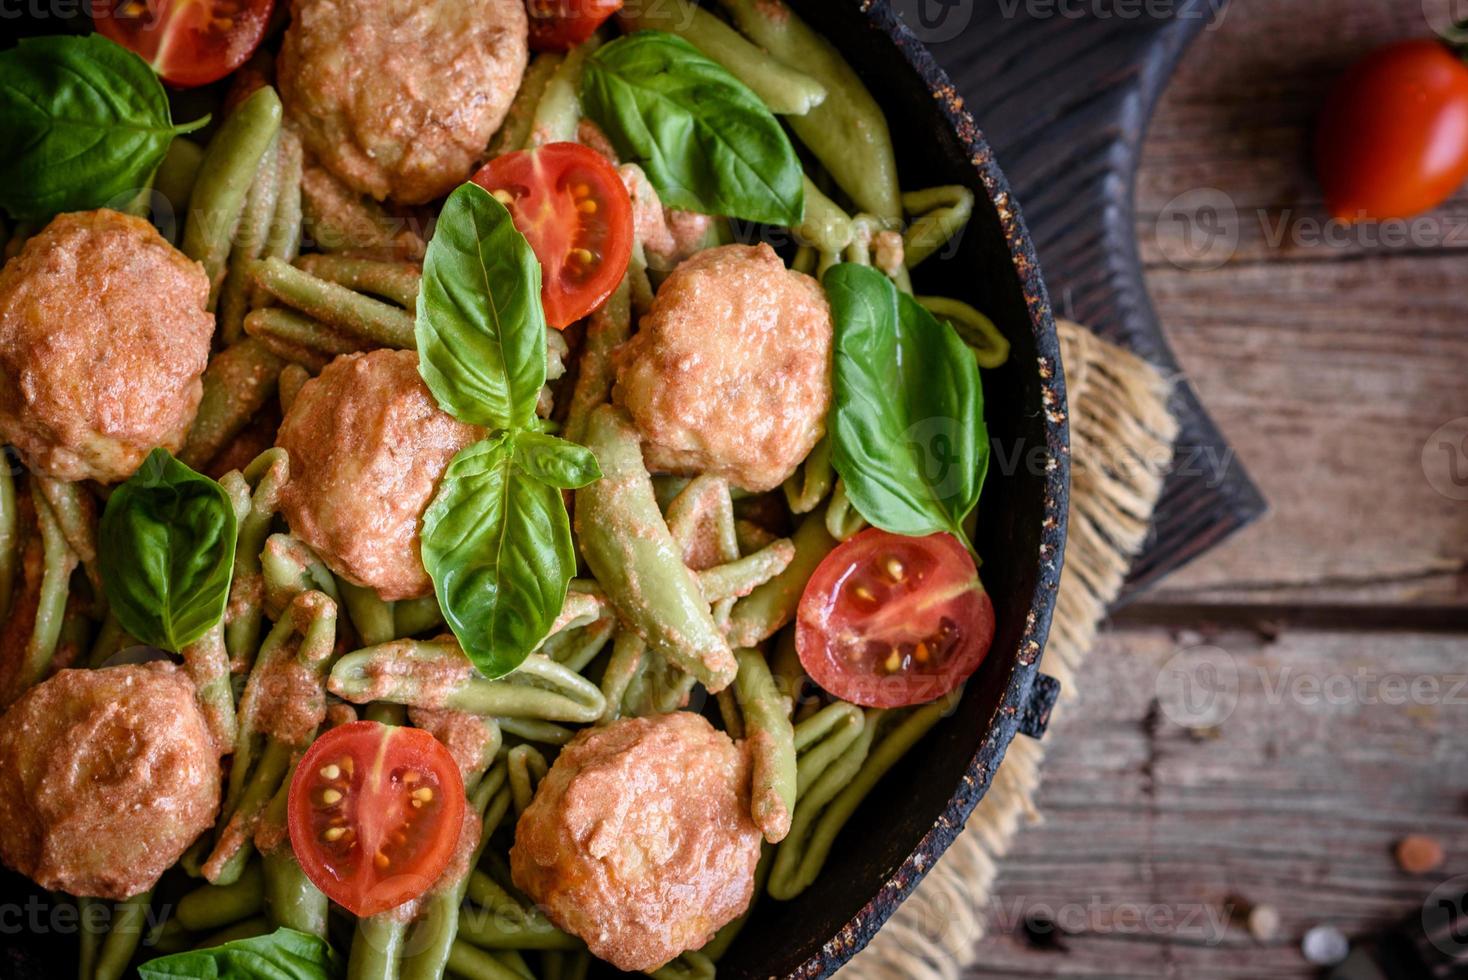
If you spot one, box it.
[1422,417,1468,502]
[987,435,1237,490]
[1422,0,1468,43]
[1155,644,1240,727]
[0,895,173,940]
[1155,187,1468,269]
[1156,644,1468,729]
[889,0,975,43]
[1155,188,1242,271]
[1423,874,1468,960]
[995,0,1228,28]
[990,895,1234,945]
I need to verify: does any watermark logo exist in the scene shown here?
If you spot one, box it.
[1423,417,1468,502]
[1422,874,1468,960]
[1423,0,1468,43]
[891,0,975,43]
[904,416,969,502]
[1155,187,1240,270]
[1155,644,1239,727]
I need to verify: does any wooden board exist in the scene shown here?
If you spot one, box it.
[965,625,1468,978]
[923,0,1267,596]
[1133,0,1468,609]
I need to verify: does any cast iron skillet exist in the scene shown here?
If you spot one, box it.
[0,2,1068,977]
[710,2,1070,976]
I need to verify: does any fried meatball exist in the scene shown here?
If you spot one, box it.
[276,349,481,601]
[510,712,761,972]
[279,0,529,204]
[0,663,221,899]
[612,244,833,493]
[0,210,213,484]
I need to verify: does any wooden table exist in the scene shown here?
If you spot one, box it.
[965,1,1468,975]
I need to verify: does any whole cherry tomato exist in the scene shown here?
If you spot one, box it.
[1316,39,1468,221]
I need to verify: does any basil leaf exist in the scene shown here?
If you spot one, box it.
[825,263,989,542]
[138,927,340,980]
[583,31,804,226]
[421,434,579,678]
[0,34,206,221]
[98,448,237,653]
[513,431,603,489]
[417,182,547,431]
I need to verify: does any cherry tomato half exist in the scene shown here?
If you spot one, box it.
[1316,39,1468,222]
[528,0,623,53]
[287,721,466,917]
[472,142,633,329]
[94,0,275,89]
[796,529,995,708]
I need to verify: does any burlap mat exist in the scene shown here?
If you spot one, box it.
[843,320,1181,978]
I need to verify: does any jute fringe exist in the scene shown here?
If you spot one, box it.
[842,321,1180,978]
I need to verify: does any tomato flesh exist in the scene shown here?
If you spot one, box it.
[94,0,276,89]
[796,529,994,708]
[528,0,623,52]
[287,721,466,917]
[1316,39,1468,221]
[472,142,633,329]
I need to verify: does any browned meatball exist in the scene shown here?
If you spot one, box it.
[0,663,221,899]
[276,349,481,600]
[279,0,529,205]
[510,712,762,972]
[612,244,833,492]
[0,210,213,484]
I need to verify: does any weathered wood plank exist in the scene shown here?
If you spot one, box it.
[1130,0,1468,607]
[964,627,1468,978]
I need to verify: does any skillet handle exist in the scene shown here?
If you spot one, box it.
[1017,673,1061,740]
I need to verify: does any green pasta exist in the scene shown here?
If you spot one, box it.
[617,0,827,116]
[218,130,282,345]
[915,295,1013,369]
[181,623,237,753]
[782,435,834,516]
[902,185,975,268]
[251,256,416,350]
[18,491,76,696]
[225,448,291,672]
[733,649,797,843]
[715,0,901,221]
[295,254,421,309]
[576,406,737,692]
[33,476,101,610]
[93,890,153,980]
[182,86,284,310]
[330,642,607,723]
[179,339,286,471]
[531,35,602,147]
[491,52,564,157]
[177,861,265,932]
[726,507,837,649]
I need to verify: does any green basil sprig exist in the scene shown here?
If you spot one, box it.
[825,263,989,544]
[0,34,207,221]
[417,182,602,678]
[138,926,340,980]
[582,30,804,227]
[98,448,237,654]
[416,184,547,430]
[421,434,600,678]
